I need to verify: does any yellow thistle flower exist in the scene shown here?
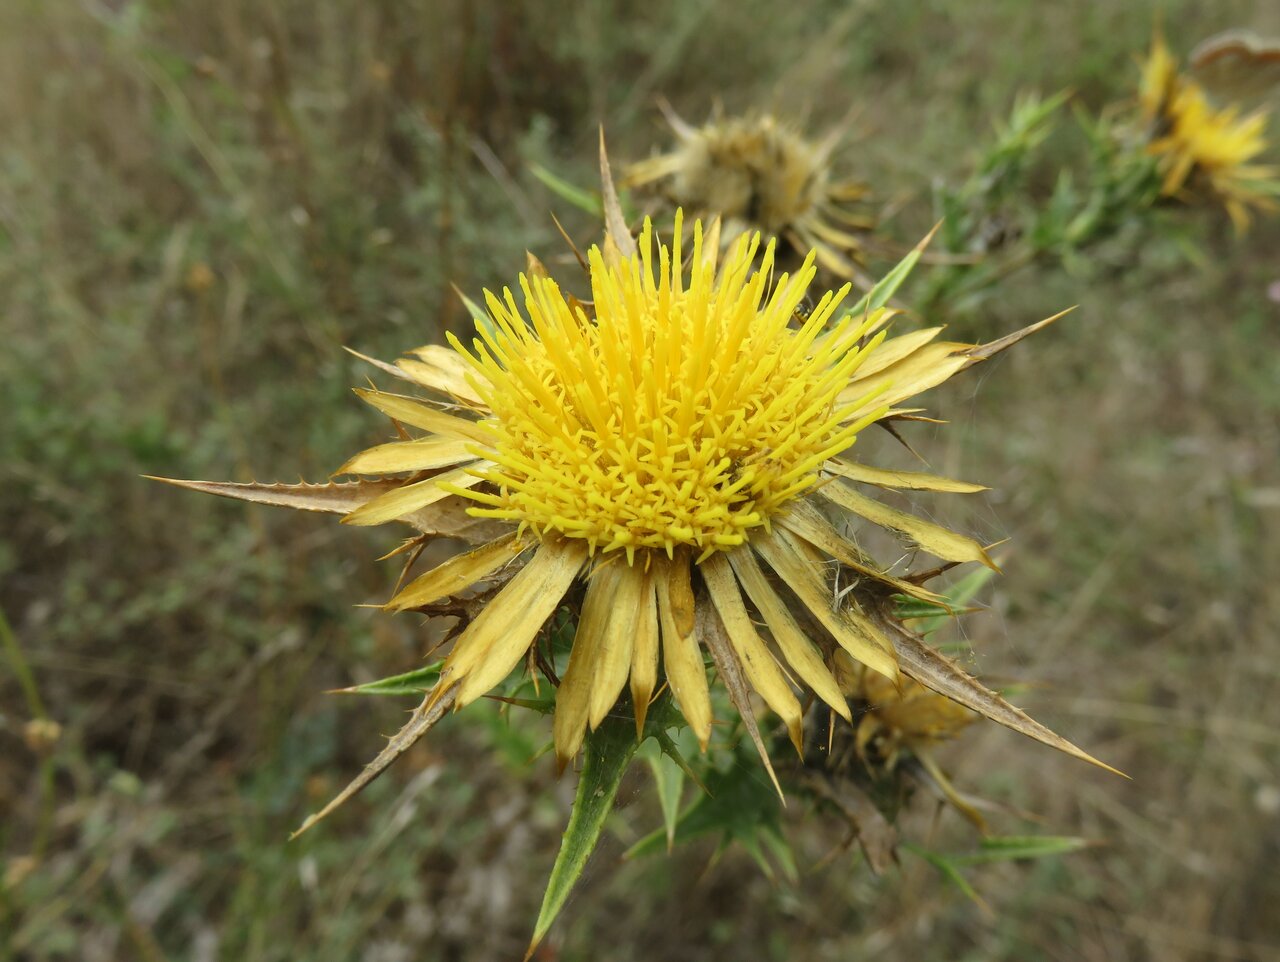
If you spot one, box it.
[347,213,985,767]
[156,196,1111,828]
[626,108,874,281]
[1138,33,1278,230]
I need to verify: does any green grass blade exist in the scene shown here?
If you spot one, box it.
[530,163,603,217]
[451,284,499,341]
[903,563,998,636]
[949,835,1092,865]
[903,843,992,916]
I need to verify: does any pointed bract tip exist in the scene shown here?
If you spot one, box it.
[633,705,649,742]
[288,813,321,842]
[1072,747,1129,780]
[656,96,696,140]
[553,750,572,778]
[787,720,805,760]
[323,684,364,695]
[963,305,1076,368]
[915,219,944,254]
[343,346,408,381]
[598,128,637,260]
[550,212,590,273]
[448,281,477,312]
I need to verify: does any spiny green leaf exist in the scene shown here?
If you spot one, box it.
[624,745,786,862]
[527,710,641,959]
[331,662,443,697]
[639,739,685,852]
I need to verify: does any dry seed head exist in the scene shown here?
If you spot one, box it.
[666,115,832,232]
[627,112,873,274]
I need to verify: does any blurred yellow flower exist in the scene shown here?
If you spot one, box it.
[1139,33,1278,230]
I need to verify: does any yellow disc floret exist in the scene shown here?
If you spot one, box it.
[447,214,887,563]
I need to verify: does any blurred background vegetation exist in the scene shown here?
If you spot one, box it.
[3,0,1279,959]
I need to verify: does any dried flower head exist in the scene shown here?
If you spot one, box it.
[1139,32,1278,230]
[626,109,874,280]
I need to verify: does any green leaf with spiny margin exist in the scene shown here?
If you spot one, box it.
[526,709,642,959]
[624,745,789,878]
[332,662,443,696]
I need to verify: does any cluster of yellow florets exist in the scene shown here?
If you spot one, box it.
[1139,34,1276,229]
[447,215,886,563]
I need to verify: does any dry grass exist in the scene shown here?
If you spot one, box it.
[2,1,1279,959]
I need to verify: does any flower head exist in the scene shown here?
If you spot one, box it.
[626,110,873,279]
[323,213,1067,770]
[157,207,1107,819]
[1138,33,1278,230]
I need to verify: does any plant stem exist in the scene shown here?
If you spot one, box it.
[0,606,57,860]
